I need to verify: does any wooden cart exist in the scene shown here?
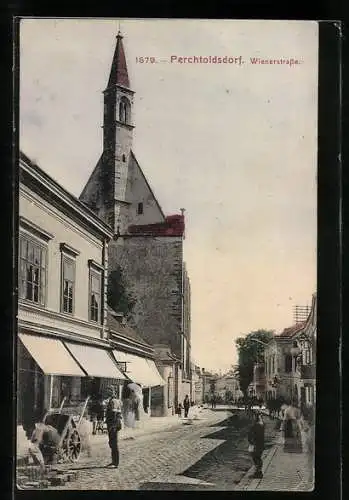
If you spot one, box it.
[41,396,90,463]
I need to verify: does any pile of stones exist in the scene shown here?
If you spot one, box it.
[16,464,79,489]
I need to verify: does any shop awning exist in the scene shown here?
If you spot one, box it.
[112,350,165,387]
[19,334,85,376]
[65,342,126,380]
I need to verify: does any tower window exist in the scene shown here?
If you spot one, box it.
[119,96,131,124]
[137,202,144,215]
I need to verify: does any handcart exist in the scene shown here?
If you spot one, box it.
[41,396,90,463]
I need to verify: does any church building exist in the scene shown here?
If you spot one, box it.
[79,32,192,415]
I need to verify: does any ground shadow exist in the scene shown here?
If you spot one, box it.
[178,414,276,489]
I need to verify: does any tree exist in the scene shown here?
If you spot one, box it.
[107,266,136,318]
[235,329,274,397]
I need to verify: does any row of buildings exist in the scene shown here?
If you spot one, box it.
[17,31,195,439]
[249,293,317,410]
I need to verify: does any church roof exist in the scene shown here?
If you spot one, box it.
[128,214,185,237]
[130,150,166,220]
[107,31,130,89]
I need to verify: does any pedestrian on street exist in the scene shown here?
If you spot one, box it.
[183,395,190,418]
[28,421,61,470]
[89,394,105,435]
[247,412,265,479]
[105,386,123,469]
[280,398,303,453]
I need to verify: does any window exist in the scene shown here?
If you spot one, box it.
[285,354,293,373]
[89,270,101,322]
[306,385,314,405]
[304,349,311,364]
[19,235,47,305]
[61,256,75,314]
[119,97,131,124]
[137,202,144,215]
[122,154,126,162]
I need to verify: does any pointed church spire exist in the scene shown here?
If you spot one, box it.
[107,31,130,89]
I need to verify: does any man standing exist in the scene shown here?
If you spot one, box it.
[183,395,190,418]
[247,412,265,479]
[105,386,123,469]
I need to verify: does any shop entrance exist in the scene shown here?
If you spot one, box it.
[17,341,45,437]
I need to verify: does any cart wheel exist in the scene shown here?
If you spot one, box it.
[67,429,81,462]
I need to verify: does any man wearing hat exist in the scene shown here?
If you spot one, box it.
[105,386,123,468]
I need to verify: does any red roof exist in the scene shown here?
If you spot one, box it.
[277,322,306,338]
[128,214,185,237]
[107,32,130,88]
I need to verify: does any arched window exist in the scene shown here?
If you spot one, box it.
[119,97,131,124]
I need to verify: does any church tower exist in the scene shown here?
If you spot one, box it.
[80,31,135,233]
[101,31,135,232]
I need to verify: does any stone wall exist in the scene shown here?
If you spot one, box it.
[109,236,184,358]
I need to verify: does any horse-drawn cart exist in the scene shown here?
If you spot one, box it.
[41,396,90,463]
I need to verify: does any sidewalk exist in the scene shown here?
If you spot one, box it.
[92,413,182,443]
[238,439,314,491]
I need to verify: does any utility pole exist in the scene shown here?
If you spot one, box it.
[293,305,311,324]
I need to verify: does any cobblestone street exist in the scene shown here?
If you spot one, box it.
[48,409,232,490]
[44,409,281,491]
[17,408,314,491]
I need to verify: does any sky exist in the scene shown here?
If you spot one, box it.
[20,19,318,373]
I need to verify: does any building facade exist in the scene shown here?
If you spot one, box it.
[17,152,124,437]
[264,324,305,402]
[264,294,316,409]
[79,32,192,414]
[213,370,241,402]
[17,152,166,443]
[201,369,217,403]
[191,364,203,404]
[292,293,316,409]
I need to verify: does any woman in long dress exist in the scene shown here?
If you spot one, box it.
[281,399,303,453]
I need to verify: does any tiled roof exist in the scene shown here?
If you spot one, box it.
[107,309,151,347]
[155,350,179,362]
[277,322,306,338]
[128,214,185,237]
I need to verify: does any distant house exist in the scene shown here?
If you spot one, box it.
[264,293,316,409]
